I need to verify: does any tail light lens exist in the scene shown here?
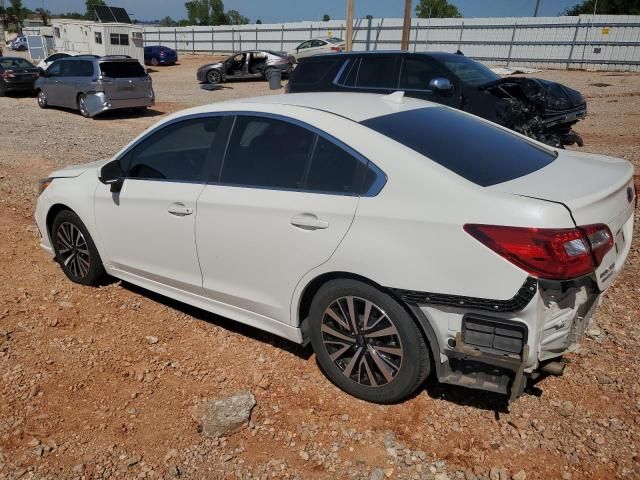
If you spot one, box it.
[330,46,342,51]
[464,224,613,280]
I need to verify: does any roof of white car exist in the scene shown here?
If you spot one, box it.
[181,92,438,123]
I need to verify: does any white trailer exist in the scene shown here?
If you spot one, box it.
[52,19,144,64]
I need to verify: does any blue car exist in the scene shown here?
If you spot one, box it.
[10,36,28,51]
[144,45,177,66]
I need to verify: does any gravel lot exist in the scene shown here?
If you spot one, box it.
[0,54,639,480]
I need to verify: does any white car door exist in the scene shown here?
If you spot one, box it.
[94,116,227,293]
[295,40,314,60]
[196,114,368,324]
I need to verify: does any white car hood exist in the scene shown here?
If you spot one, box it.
[49,158,111,178]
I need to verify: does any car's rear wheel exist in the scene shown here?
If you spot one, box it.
[206,69,222,84]
[77,93,91,118]
[37,89,47,108]
[51,210,106,286]
[150,57,159,66]
[309,279,430,404]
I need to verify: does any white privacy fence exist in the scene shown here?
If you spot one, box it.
[143,14,640,71]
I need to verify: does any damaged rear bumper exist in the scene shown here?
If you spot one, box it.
[396,274,602,400]
[83,91,155,118]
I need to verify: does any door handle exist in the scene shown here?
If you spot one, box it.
[167,202,193,217]
[290,214,329,230]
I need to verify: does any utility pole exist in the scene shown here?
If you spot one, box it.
[401,0,411,50]
[345,0,354,51]
[533,0,542,17]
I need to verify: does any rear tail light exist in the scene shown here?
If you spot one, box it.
[0,70,14,79]
[464,223,613,280]
[330,46,342,51]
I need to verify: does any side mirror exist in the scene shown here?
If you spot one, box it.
[429,77,453,95]
[38,67,46,77]
[99,159,125,193]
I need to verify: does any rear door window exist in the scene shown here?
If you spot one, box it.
[291,59,338,85]
[355,56,400,89]
[306,137,363,194]
[361,107,556,187]
[220,116,315,189]
[100,61,146,78]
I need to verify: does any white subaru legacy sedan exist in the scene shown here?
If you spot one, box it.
[35,93,635,403]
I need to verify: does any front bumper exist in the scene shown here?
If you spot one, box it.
[196,69,208,82]
[83,91,155,117]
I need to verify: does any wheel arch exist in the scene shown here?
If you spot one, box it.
[46,203,76,241]
[296,271,442,368]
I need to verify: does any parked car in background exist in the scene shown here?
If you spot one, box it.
[287,51,586,148]
[9,36,28,51]
[197,50,293,84]
[144,45,178,66]
[35,56,154,118]
[0,57,39,96]
[290,37,344,62]
[37,52,72,71]
[35,92,634,403]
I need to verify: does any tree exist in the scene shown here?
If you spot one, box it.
[256,19,262,24]
[565,0,640,15]
[226,9,248,25]
[35,7,50,25]
[159,15,177,27]
[415,0,462,18]
[184,0,248,26]
[7,0,28,29]
[322,14,330,21]
[85,0,105,20]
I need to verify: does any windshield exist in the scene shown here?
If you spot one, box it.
[440,56,500,86]
[0,58,34,69]
[361,107,556,187]
[99,61,146,78]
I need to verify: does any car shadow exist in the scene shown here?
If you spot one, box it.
[92,108,164,120]
[1,90,37,98]
[200,84,234,91]
[119,280,313,361]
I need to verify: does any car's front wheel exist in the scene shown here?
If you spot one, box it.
[51,210,106,286]
[205,69,222,84]
[309,279,431,404]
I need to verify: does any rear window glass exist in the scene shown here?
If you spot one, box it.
[326,37,343,44]
[291,59,338,85]
[361,107,556,187]
[356,56,400,89]
[0,58,34,69]
[99,61,146,78]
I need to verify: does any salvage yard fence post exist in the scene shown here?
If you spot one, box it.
[506,22,517,67]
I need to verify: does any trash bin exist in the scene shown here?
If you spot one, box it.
[268,68,282,90]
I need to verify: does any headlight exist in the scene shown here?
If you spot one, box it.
[38,177,54,194]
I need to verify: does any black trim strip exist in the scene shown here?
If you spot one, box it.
[393,277,537,313]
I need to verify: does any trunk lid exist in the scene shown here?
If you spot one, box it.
[491,150,635,290]
[98,60,152,100]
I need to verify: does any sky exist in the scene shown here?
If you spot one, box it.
[23,0,583,23]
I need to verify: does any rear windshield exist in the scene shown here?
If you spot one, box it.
[361,107,556,187]
[0,58,34,69]
[99,61,146,78]
[326,37,344,44]
[291,59,338,85]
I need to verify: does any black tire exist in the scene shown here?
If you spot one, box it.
[309,279,430,404]
[205,69,222,84]
[51,210,106,286]
[263,67,275,80]
[37,89,47,108]
[150,57,159,66]
[77,93,91,118]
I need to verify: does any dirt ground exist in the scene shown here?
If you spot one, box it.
[0,54,639,480]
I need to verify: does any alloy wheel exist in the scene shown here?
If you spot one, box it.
[207,70,221,84]
[37,90,46,107]
[78,95,89,117]
[321,296,403,387]
[56,221,91,278]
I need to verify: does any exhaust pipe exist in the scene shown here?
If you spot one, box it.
[540,361,565,376]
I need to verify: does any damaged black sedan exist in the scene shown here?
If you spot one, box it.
[286,51,586,148]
